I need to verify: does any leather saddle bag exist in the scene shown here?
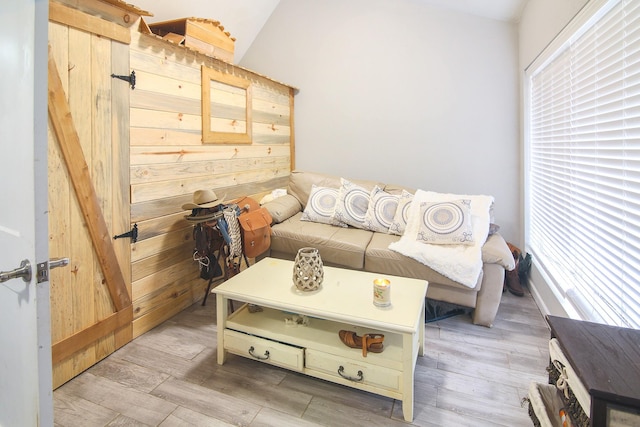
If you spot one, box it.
[238,207,273,258]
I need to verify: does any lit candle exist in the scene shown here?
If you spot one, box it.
[373,278,391,307]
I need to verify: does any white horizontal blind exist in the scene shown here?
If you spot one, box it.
[527,0,640,328]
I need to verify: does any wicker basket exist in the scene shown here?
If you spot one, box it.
[547,360,590,427]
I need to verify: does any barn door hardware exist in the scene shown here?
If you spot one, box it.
[111,70,135,89]
[36,257,70,283]
[114,224,138,243]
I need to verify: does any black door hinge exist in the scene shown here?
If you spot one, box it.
[111,70,135,89]
[114,224,138,243]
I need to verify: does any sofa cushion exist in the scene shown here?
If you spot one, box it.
[364,232,481,290]
[271,212,373,269]
[382,183,417,196]
[482,233,516,270]
[263,194,302,224]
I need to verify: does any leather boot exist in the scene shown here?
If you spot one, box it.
[505,242,525,296]
[505,265,524,296]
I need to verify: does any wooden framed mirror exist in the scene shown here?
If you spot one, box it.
[201,66,252,144]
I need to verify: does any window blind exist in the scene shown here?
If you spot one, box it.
[527,0,640,328]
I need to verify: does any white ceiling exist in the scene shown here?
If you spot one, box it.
[132,0,528,62]
[417,0,529,23]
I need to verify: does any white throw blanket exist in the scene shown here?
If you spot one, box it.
[389,190,493,288]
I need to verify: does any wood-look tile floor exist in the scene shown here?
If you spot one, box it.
[54,289,549,426]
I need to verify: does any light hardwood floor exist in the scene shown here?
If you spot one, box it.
[54,288,549,426]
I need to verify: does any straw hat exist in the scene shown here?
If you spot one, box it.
[181,189,227,210]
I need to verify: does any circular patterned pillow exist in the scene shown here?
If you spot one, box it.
[417,199,474,245]
[363,186,399,233]
[309,187,338,218]
[389,190,414,235]
[343,188,369,222]
[424,202,465,234]
[301,185,344,226]
[374,194,398,228]
[333,178,370,228]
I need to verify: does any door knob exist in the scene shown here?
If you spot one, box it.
[0,259,32,283]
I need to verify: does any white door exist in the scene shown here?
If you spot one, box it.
[0,0,53,425]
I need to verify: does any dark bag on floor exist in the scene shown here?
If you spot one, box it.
[193,223,223,280]
[199,253,223,280]
[238,207,273,258]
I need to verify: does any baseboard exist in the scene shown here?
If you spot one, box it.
[528,264,570,321]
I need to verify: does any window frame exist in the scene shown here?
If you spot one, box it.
[201,66,253,144]
[524,0,640,328]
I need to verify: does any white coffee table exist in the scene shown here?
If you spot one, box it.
[212,257,428,422]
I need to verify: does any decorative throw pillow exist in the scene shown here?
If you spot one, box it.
[333,178,370,229]
[416,199,474,245]
[363,186,399,233]
[388,190,414,235]
[301,185,344,226]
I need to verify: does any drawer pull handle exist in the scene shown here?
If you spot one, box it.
[338,366,363,382]
[248,346,270,360]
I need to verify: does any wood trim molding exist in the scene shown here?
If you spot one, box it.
[289,87,296,171]
[51,306,133,364]
[201,65,253,144]
[49,1,131,44]
[47,46,132,311]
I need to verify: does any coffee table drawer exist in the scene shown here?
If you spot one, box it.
[305,349,401,392]
[224,329,305,372]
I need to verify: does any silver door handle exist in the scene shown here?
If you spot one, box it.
[0,259,32,283]
[49,257,69,269]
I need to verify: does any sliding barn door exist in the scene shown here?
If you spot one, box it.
[48,4,132,388]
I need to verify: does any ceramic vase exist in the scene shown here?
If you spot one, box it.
[293,247,324,291]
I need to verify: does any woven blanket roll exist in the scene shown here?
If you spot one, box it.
[389,190,493,288]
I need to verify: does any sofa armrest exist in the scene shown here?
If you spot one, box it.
[473,263,505,327]
[262,194,302,224]
[481,233,515,270]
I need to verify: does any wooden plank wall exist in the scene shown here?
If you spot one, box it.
[129,30,295,337]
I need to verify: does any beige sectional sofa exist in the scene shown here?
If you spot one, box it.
[262,170,515,327]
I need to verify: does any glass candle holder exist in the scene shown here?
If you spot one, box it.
[373,278,391,307]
